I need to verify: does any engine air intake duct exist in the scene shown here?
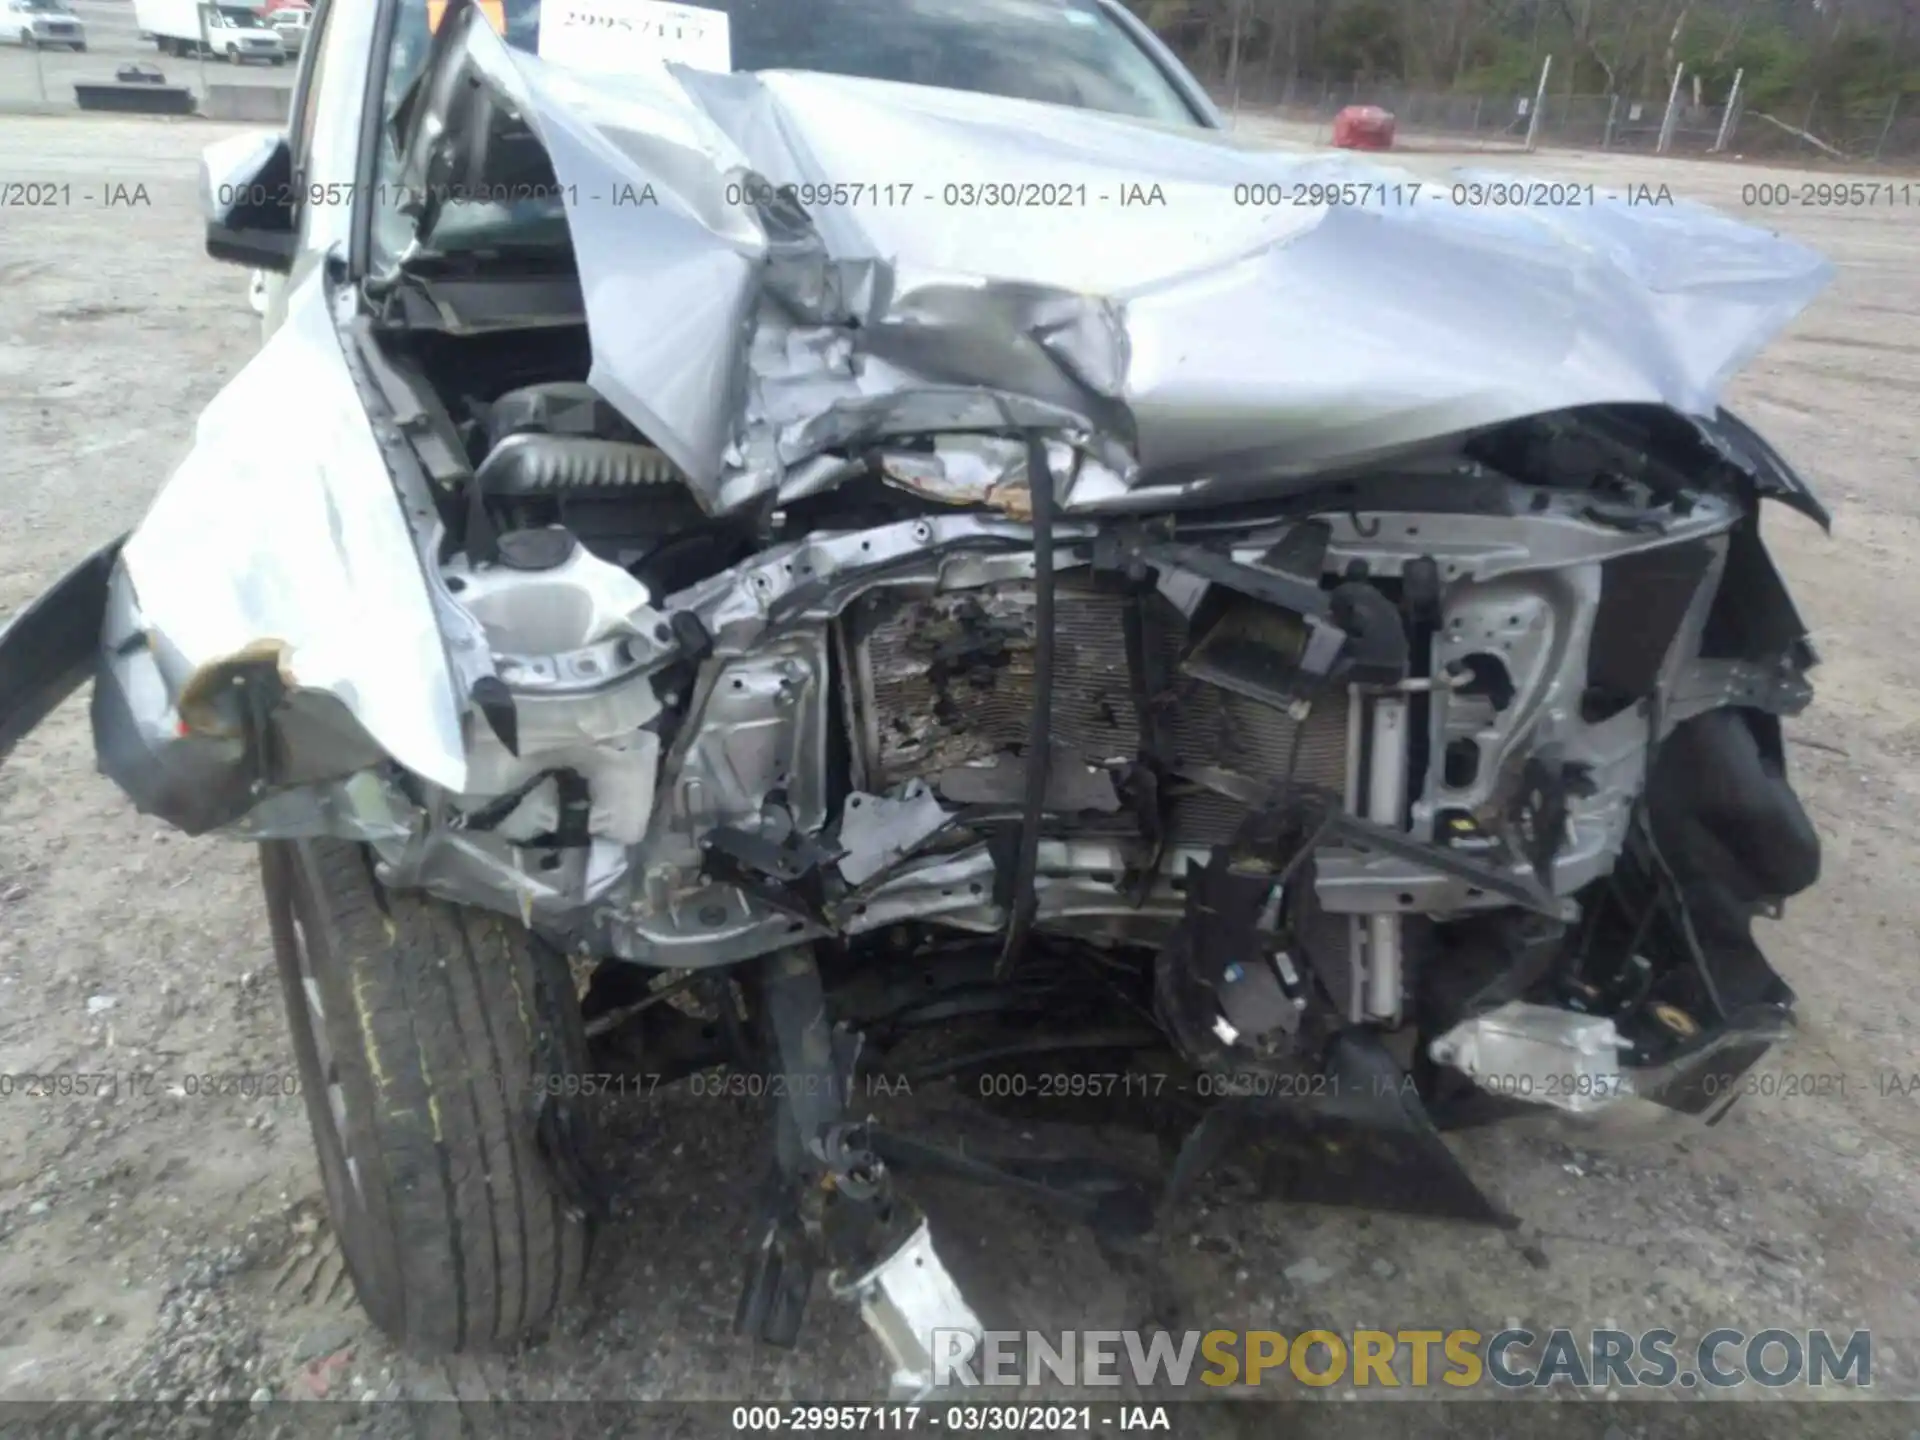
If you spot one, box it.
[475,434,689,497]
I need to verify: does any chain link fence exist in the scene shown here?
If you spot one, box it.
[1225,76,1536,151]
[1735,94,1918,163]
[1213,67,1918,167]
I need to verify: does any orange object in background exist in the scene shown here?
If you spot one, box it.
[1332,105,1396,151]
[426,0,506,33]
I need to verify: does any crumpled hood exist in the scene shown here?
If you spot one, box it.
[418,12,1833,514]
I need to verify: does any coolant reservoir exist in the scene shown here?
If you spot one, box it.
[448,530,656,656]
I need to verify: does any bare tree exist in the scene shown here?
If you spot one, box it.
[1663,0,1695,78]
[1554,0,1621,89]
[1710,0,1756,63]
[1224,0,1246,93]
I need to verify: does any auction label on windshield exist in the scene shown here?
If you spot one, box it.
[539,0,733,74]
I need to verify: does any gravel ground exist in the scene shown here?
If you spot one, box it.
[1,113,1918,1438]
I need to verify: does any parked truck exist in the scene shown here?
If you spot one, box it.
[132,0,285,63]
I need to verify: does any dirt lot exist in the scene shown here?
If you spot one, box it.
[0,114,1917,1434]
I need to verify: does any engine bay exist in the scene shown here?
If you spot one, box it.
[296,315,1824,1121]
[22,254,1826,1385]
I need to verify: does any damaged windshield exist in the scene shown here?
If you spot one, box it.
[373,0,1204,259]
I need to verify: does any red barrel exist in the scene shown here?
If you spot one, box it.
[1332,105,1397,151]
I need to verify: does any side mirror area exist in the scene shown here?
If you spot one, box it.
[201,131,297,274]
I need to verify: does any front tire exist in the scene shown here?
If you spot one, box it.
[262,839,596,1352]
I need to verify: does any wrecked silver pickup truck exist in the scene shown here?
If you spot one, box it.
[0,0,1830,1392]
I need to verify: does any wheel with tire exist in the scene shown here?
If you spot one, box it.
[262,839,598,1352]
[225,43,239,62]
[71,41,85,51]
[19,30,34,49]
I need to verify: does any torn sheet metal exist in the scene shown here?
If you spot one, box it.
[402,12,1833,516]
[876,436,1055,518]
[837,781,952,887]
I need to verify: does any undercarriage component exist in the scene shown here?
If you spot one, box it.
[865,1128,1157,1238]
[1164,1028,1515,1227]
[732,944,984,1388]
[1424,996,1795,1133]
[735,947,861,1346]
[1153,847,1306,1061]
[1428,1001,1629,1116]
[830,1219,984,1401]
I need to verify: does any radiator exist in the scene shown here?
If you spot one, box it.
[846,576,1350,844]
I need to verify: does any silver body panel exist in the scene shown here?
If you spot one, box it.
[393,18,1831,516]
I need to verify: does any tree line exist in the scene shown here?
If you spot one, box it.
[1131,0,1920,113]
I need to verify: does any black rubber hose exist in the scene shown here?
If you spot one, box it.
[997,433,1057,979]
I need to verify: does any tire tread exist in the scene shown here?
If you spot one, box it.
[287,840,592,1351]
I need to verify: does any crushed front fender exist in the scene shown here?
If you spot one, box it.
[115,272,468,797]
[2,269,472,836]
[88,557,400,837]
